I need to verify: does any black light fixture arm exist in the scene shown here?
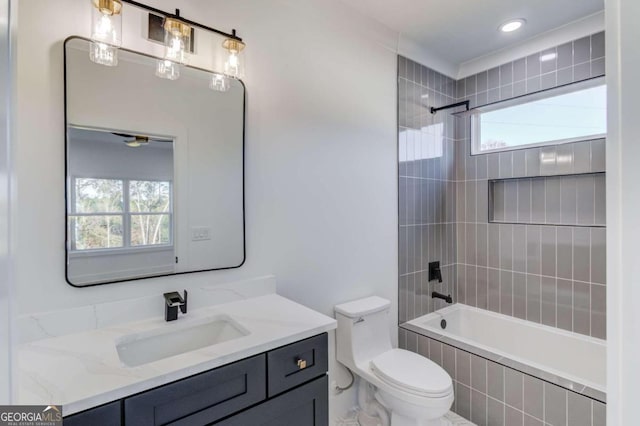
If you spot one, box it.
[430,100,470,115]
[120,0,243,41]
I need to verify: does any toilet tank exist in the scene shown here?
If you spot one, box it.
[334,296,393,371]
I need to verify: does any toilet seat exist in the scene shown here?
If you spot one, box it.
[370,349,453,398]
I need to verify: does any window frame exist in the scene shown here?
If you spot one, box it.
[470,77,607,156]
[68,176,174,254]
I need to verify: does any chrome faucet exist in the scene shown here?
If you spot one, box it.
[164,290,188,321]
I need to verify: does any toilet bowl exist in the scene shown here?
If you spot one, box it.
[335,296,454,426]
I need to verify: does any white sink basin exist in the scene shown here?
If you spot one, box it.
[116,315,249,367]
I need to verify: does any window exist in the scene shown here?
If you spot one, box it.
[471,78,607,155]
[69,177,172,251]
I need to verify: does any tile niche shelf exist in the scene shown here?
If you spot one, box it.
[488,172,606,227]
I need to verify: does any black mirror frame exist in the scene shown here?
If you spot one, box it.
[63,36,246,288]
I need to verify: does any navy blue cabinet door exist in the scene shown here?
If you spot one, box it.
[63,401,122,426]
[214,376,328,426]
[124,355,266,426]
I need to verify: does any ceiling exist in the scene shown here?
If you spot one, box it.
[340,0,604,65]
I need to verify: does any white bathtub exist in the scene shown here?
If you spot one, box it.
[405,304,606,396]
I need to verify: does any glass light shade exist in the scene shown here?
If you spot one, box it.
[156,59,180,80]
[90,0,122,46]
[163,18,191,65]
[209,73,230,92]
[90,42,119,67]
[222,38,246,79]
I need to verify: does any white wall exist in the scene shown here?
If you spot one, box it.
[0,0,14,405]
[606,0,640,424]
[14,0,398,419]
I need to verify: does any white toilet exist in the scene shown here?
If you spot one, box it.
[335,296,454,426]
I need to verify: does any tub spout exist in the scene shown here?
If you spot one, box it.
[432,291,452,304]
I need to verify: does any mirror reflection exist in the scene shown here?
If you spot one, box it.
[65,37,245,287]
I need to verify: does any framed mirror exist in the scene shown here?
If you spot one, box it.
[64,37,245,287]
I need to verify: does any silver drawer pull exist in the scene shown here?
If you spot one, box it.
[297,359,307,369]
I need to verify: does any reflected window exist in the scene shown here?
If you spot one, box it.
[69,178,172,251]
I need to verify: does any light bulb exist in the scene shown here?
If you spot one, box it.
[90,42,118,67]
[163,18,191,66]
[222,38,245,79]
[155,59,180,80]
[90,0,122,66]
[210,73,230,92]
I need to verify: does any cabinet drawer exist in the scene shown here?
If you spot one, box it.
[267,333,328,397]
[64,401,122,426]
[124,354,266,426]
[214,375,328,426]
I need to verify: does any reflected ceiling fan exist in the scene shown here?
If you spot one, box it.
[112,132,171,148]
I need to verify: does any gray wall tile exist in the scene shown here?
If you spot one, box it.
[488,398,505,426]
[568,390,592,426]
[471,390,488,426]
[593,401,606,426]
[524,414,543,426]
[557,279,573,331]
[591,284,606,339]
[526,274,541,323]
[523,374,543,419]
[506,406,524,426]
[527,226,541,274]
[456,382,471,420]
[505,368,524,410]
[456,349,472,386]
[471,355,487,393]
[487,360,504,400]
[557,42,573,69]
[573,228,590,282]
[573,281,591,336]
[513,272,527,320]
[556,227,573,280]
[544,383,567,426]
[541,276,557,327]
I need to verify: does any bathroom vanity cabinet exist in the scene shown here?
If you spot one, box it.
[64,333,328,426]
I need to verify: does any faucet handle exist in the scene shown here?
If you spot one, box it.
[180,290,188,314]
[164,290,188,314]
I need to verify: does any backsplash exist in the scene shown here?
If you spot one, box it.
[398,31,607,339]
[16,276,276,344]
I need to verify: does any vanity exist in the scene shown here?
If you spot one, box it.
[18,294,336,425]
[66,333,328,426]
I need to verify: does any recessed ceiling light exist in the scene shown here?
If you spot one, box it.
[499,19,526,33]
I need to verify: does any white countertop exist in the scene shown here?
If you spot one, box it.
[17,294,337,416]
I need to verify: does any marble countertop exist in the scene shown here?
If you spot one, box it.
[17,294,337,416]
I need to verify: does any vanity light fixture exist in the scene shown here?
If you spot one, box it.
[222,30,246,80]
[92,0,247,87]
[499,18,526,33]
[210,73,231,92]
[90,0,123,66]
[540,52,558,62]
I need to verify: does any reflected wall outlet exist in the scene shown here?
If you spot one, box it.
[192,227,211,241]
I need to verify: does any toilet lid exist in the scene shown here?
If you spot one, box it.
[370,349,453,398]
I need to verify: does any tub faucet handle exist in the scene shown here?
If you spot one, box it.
[429,261,443,283]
